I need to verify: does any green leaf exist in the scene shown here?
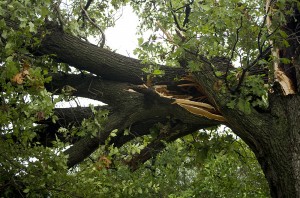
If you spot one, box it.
[1,30,7,39]
[282,39,290,47]
[152,69,164,75]
[281,58,291,64]
[227,99,236,109]
[28,22,36,33]
[138,187,143,194]
[138,37,144,45]
[23,188,30,193]
[110,129,118,137]
[278,30,288,38]
[200,4,211,11]
[237,99,251,114]
[215,71,223,77]
[124,129,129,135]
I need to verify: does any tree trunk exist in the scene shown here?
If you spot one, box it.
[259,94,300,197]
[191,64,300,197]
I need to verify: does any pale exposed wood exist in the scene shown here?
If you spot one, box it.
[176,103,225,122]
[154,85,192,99]
[156,21,174,43]
[275,69,296,95]
[173,99,216,111]
[265,0,296,95]
[154,83,224,121]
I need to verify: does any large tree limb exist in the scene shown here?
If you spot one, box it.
[38,25,186,85]
[46,80,222,167]
[47,73,139,106]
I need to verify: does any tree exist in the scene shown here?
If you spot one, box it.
[0,0,299,197]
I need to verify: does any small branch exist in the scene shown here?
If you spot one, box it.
[80,0,105,48]
[233,69,247,92]
[169,1,185,32]
[84,0,94,10]
[225,16,243,93]
[257,13,268,55]
[249,45,272,69]
[183,0,194,28]
[170,2,181,29]
[53,0,64,30]
[156,21,174,43]
[77,0,94,23]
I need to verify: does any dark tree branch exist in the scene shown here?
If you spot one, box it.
[77,0,94,24]
[183,1,193,28]
[80,0,105,48]
[225,16,243,93]
[169,1,185,32]
[37,26,186,85]
[84,0,94,10]
[54,81,222,168]
[127,122,202,171]
[47,73,138,107]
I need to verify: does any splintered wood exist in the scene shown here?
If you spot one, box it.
[266,0,296,95]
[154,76,225,122]
[172,99,225,122]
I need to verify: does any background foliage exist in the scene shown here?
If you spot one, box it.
[1,127,269,197]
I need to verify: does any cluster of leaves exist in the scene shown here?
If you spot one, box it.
[78,105,109,137]
[131,0,266,64]
[0,1,79,196]
[1,127,269,197]
[0,141,70,197]
[0,0,60,121]
[101,128,269,198]
[225,73,269,114]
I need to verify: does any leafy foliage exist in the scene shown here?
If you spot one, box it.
[0,128,269,197]
[3,0,295,196]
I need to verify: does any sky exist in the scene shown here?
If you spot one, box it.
[105,5,139,58]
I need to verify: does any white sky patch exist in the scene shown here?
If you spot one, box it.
[55,97,105,108]
[105,5,139,58]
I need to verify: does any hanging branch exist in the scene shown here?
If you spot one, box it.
[169,0,194,41]
[83,0,94,10]
[182,0,194,28]
[156,21,174,43]
[224,16,243,93]
[257,13,269,55]
[77,0,94,24]
[53,0,64,30]
[169,1,185,32]
[80,0,105,48]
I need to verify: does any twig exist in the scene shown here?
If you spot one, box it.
[80,0,105,48]
[53,0,64,30]
[183,0,194,28]
[225,16,243,93]
[156,21,174,43]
